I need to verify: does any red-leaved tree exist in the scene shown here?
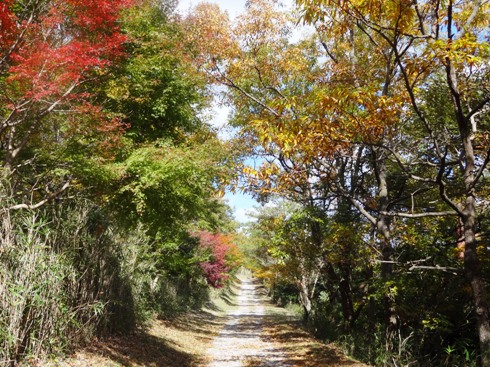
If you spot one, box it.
[194,230,241,288]
[0,0,134,207]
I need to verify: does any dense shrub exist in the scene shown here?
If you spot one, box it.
[0,207,112,364]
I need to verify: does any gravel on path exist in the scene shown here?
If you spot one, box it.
[207,278,290,367]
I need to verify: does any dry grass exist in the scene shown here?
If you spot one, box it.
[43,282,240,367]
[257,316,370,367]
[44,310,225,367]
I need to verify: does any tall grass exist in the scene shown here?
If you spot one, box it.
[0,195,144,365]
[0,210,103,365]
[0,196,214,365]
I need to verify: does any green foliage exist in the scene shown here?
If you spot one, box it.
[243,193,481,366]
[0,213,80,361]
[102,0,207,143]
[112,138,230,237]
[0,1,240,365]
[0,198,127,363]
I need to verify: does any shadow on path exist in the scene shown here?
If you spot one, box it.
[258,300,371,367]
[50,275,370,367]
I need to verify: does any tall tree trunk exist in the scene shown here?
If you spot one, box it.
[447,41,490,362]
[373,148,398,353]
[338,265,354,331]
[461,134,490,366]
[463,209,490,366]
[298,273,313,323]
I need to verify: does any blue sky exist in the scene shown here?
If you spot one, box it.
[225,191,258,224]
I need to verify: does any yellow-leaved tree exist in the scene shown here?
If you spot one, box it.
[296,0,490,363]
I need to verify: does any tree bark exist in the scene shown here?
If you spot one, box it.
[373,147,399,353]
[461,133,490,366]
[446,31,490,361]
[298,274,313,323]
[338,267,354,331]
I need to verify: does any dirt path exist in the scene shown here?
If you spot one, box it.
[207,278,289,367]
[206,276,369,367]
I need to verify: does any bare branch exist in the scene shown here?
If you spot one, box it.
[346,196,377,226]
[436,148,464,216]
[456,0,482,39]
[0,9,36,69]
[408,265,461,274]
[379,210,458,218]
[7,80,81,164]
[6,180,71,211]
[213,65,280,117]
[466,97,490,123]
[414,0,426,35]
[471,147,490,190]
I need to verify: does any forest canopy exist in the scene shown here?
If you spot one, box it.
[0,0,240,364]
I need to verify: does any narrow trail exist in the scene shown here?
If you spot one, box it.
[207,278,290,367]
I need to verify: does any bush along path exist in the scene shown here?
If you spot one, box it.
[45,273,370,367]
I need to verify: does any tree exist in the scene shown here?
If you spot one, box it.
[247,201,325,320]
[296,0,490,363]
[111,137,232,237]
[184,0,490,363]
[194,230,241,288]
[101,0,207,144]
[185,0,408,351]
[0,1,243,363]
[0,0,134,209]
